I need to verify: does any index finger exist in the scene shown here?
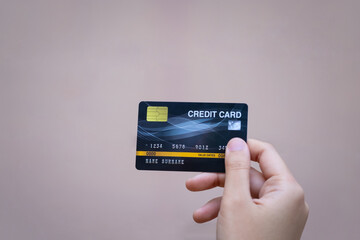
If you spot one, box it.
[248,139,294,180]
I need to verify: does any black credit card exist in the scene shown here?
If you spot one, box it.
[136,101,248,172]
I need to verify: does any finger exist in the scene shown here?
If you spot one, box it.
[249,167,265,198]
[223,138,252,203]
[186,173,225,191]
[193,197,222,223]
[248,139,293,180]
[185,168,265,198]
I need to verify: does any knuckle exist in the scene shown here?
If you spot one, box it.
[226,157,249,171]
[226,152,250,171]
[263,142,275,152]
[290,183,306,202]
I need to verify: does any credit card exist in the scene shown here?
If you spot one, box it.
[136,101,248,172]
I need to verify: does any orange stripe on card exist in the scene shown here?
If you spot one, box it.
[136,151,225,159]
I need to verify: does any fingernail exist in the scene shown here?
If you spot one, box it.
[227,138,246,152]
[195,207,203,214]
[190,174,201,181]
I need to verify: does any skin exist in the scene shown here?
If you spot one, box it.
[186,138,309,240]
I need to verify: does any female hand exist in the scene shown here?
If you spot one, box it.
[186,138,309,240]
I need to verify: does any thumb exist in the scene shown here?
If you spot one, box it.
[223,138,252,203]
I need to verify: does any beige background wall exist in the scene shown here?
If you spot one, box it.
[1,1,359,239]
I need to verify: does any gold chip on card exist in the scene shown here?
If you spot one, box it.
[146,106,168,122]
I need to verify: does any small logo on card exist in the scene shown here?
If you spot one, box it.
[228,120,241,131]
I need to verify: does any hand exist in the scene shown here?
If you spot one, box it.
[186,138,309,240]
